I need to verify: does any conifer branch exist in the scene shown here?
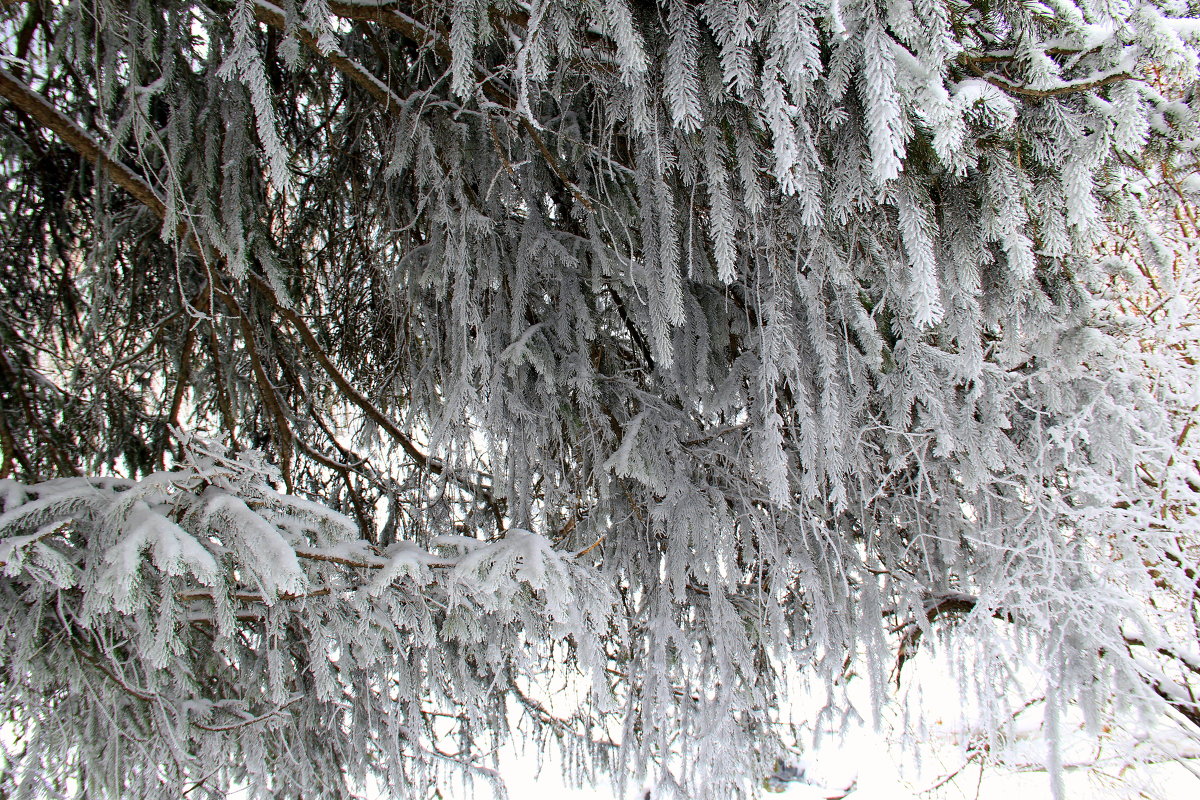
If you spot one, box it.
[0,67,166,218]
[958,55,1137,98]
[0,0,1197,794]
[250,0,407,110]
[0,60,501,512]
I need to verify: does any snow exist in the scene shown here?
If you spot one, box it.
[458,637,1200,800]
[952,79,1017,129]
[1166,18,1200,39]
[203,493,306,597]
[478,670,1200,800]
[476,728,1200,799]
[1043,21,1119,52]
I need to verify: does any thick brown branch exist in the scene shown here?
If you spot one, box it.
[0,68,165,217]
[251,0,405,109]
[178,587,332,607]
[958,56,1136,98]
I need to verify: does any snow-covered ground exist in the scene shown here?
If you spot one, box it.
[484,644,1200,800]
[493,727,1200,800]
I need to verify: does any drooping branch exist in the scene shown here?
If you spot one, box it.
[0,63,506,514]
[890,592,1200,732]
[0,67,166,217]
[249,0,407,109]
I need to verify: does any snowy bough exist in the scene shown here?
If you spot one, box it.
[0,0,1197,796]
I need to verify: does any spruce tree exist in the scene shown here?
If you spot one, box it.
[0,0,1197,797]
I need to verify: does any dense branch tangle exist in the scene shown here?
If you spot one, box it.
[0,0,1197,798]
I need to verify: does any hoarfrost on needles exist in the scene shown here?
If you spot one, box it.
[0,0,1197,797]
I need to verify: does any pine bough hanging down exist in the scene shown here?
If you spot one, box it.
[0,0,1197,797]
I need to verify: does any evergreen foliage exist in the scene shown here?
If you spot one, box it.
[0,0,1197,796]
